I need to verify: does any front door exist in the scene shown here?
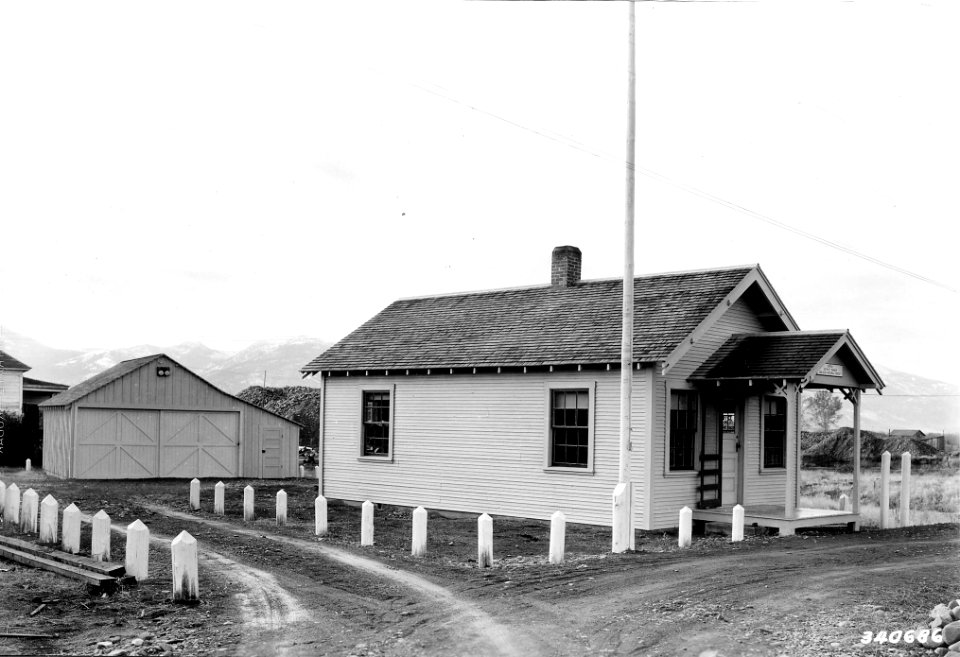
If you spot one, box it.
[720,400,741,505]
[260,427,283,479]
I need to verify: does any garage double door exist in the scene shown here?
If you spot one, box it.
[75,408,239,479]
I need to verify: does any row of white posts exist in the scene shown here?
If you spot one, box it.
[677,505,746,547]
[0,480,198,602]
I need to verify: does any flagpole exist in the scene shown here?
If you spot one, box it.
[613,0,636,554]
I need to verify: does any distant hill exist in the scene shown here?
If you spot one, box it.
[0,328,331,395]
[802,427,942,467]
[237,386,322,447]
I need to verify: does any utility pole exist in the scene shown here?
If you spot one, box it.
[612,0,636,554]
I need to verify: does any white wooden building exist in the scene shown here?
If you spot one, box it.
[41,354,299,479]
[302,247,884,533]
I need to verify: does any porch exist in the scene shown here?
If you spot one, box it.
[692,504,859,536]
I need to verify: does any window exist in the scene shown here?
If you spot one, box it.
[362,391,391,457]
[763,396,786,468]
[550,389,589,468]
[669,390,698,471]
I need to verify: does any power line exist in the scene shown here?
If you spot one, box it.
[385,71,957,294]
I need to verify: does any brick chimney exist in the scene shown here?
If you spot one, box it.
[551,245,582,287]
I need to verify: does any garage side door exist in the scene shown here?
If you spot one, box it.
[76,409,160,478]
[159,411,239,478]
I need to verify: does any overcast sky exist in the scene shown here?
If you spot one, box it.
[1,1,957,386]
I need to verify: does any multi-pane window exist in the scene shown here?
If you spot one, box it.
[550,389,589,468]
[362,391,391,456]
[669,390,698,471]
[763,396,786,468]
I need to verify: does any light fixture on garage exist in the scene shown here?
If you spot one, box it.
[157,366,171,377]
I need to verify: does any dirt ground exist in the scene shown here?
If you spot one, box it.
[0,469,957,657]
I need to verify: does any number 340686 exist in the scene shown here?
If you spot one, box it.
[860,628,942,644]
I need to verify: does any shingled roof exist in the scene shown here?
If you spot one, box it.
[689,331,883,389]
[0,350,30,371]
[302,266,758,373]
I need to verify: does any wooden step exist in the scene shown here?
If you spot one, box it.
[0,535,125,577]
[0,544,117,589]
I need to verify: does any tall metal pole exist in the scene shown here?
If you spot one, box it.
[613,0,636,553]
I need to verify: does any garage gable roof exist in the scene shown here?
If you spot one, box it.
[302,265,780,373]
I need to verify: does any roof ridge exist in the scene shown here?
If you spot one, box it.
[397,264,757,302]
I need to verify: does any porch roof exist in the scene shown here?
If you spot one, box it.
[689,330,884,390]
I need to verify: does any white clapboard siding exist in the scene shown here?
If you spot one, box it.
[323,370,651,527]
[742,395,787,506]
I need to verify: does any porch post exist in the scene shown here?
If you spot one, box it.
[784,384,798,520]
[852,389,861,530]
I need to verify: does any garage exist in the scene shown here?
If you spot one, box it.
[41,354,299,480]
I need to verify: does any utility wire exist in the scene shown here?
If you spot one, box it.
[387,72,957,294]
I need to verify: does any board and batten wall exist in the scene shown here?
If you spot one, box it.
[321,369,651,528]
[42,358,298,479]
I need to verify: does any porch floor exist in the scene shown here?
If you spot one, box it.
[691,505,859,536]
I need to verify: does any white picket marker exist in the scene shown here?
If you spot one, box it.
[92,510,112,561]
[276,490,287,527]
[880,451,891,529]
[24,458,31,472]
[315,496,328,536]
[243,485,255,521]
[0,481,6,520]
[731,504,745,543]
[411,506,428,557]
[361,500,374,546]
[839,494,849,511]
[20,488,39,533]
[126,520,150,581]
[4,484,20,525]
[900,452,911,527]
[62,503,81,554]
[189,478,201,511]
[477,513,493,568]
[549,510,566,564]
[39,495,59,544]
[171,530,199,602]
[678,506,693,548]
[214,481,225,516]
[299,465,305,479]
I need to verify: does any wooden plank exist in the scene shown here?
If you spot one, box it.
[0,535,124,577]
[0,545,117,588]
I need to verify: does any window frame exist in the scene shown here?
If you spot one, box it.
[667,386,700,474]
[544,382,596,474]
[358,386,395,462]
[760,394,787,471]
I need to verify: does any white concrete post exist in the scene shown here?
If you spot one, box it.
[477,513,493,568]
[678,506,693,548]
[243,485,255,521]
[731,504,745,543]
[20,488,39,533]
[612,483,632,554]
[0,481,6,520]
[880,451,891,529]
[276,490,287,527]
[25,458,31,472]
[549,510,566,564]
[361,500,374,546]
[214,481,225,516]
[4,483,20,525]
[900,452,911,527]
[411,506,427,557]
[315,496,328,536]
[62,503,81,554]
[171,530,199,602]
[189,478,201,511]
[126,520,150,581]
[39,495,59,544]
[839,494,849,511]
[299,465,305,479]
[91,510,112,561]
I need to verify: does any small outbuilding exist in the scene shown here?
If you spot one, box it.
[41,354,299,479]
